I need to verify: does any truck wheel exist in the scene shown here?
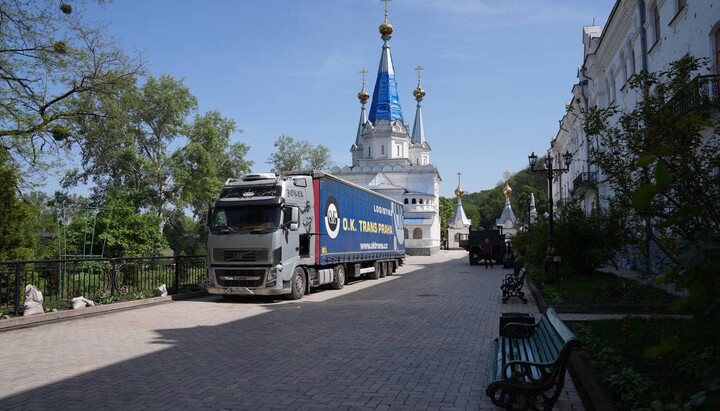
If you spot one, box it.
[368,262,380,280]
[379,262,387,278]
[330,264,345,290]
[288,267,306,300]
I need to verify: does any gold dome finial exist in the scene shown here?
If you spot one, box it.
[357,68,369,103]
[413,65,425,102]
[502,171,512,197]
[379,0,393,36]
[455,172,464,197]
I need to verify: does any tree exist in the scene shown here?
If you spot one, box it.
[172,111,252,220]
[584,55,720,407]
[266,134,334,173]
[0,151,36,260]
[0,1,141,176]
[67,74,198,219]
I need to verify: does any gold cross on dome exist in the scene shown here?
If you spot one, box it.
[381,0,391,21]
[359,68,368,87]
[415,65,424,86]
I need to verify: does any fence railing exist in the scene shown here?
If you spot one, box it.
[0,256,207,316]
[663,74,720,118]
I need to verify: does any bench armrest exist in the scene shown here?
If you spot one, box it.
[502,359,556,384]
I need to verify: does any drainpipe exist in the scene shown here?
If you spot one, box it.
[580,66,596,212]
[638,0,648,72]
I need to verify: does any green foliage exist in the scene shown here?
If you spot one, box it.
[0,0,141,178]
[573,318,720,410]
[554,203,626,276]
[266,134,334,173]
[0,152,38,261]
[510,220,548,269]
[438,197,455,245]
[584,56,720,404]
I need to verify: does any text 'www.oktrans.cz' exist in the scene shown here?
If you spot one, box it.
[360,242,389,250]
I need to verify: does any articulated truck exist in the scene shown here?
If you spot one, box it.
[206,171,405,299]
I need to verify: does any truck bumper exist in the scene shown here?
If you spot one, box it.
[207,286,288,296]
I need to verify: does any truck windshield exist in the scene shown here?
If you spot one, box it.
[211,206,281,232]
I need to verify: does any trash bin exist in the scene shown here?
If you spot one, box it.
[499,312,535,336]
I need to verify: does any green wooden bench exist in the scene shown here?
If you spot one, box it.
[501,266,528,303]
[486,307,580,410]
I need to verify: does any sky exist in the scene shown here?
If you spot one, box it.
[82,0,614,198]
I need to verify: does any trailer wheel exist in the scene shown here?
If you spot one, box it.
[379,262,387,278]
[288,267,306,300]
[387,261,394,276]
[368,262,380,280]
[330,264,345,290]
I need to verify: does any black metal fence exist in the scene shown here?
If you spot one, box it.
[0,256,207,316]
[664,74,720,118]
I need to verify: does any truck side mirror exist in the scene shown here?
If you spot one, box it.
[289,207,299,231]
[283,206,300,231]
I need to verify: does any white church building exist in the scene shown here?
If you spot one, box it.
[331,5,441,255]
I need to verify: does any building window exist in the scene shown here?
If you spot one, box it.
[397,146,400,156]
[404,228,409,239]
[368,146,372,157]
[620,52,628,82]
[404,198,408,204]
[454,233,460,242]
[630,43,636,75]
[412,198,417,204]
[650,3,661,46]
[677,0,686,12]
[381,145,385,155]
[413,228,422,239]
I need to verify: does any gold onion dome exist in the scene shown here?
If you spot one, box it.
[503,183,512,197]
[455,186,464,197]
[379,21,393,36]
[413,86,425,101]
[358,88,369,103]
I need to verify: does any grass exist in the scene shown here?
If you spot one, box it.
[534,271,679,307]
[571,318,720,410]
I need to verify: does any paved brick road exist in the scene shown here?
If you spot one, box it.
[0,250,583,410]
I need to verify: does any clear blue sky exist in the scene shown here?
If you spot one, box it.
[84,0,613,198]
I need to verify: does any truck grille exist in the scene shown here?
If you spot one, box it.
[214,269,266,287]
[213,248,268,262]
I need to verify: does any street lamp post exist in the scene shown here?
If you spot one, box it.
[528,150,572,282]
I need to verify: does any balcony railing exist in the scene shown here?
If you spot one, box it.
[664,74,720,118]
[573,172,597,193]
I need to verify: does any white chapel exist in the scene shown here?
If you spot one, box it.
[332,4,441,255]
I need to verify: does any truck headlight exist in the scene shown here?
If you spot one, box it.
[268,263,282,281]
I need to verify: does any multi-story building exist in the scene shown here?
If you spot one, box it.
[552,0,720,213]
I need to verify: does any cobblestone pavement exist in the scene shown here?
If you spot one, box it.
[0,250,584,410]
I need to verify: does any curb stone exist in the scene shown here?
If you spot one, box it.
[0,291,208,332]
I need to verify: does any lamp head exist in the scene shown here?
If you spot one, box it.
[563,150,572,167]
[528,152,538,169]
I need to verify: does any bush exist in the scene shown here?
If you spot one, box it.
[511,203,625,282]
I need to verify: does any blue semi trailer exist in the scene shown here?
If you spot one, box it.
[206,171,405,299]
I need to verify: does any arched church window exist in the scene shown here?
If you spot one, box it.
[412,199,417,204]
[404,198,408,204]
[381,145,385,155]
[419,199,423,204]
[404,228,409,239]
[413,228,422,239]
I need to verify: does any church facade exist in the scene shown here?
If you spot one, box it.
[331,7,441,256]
